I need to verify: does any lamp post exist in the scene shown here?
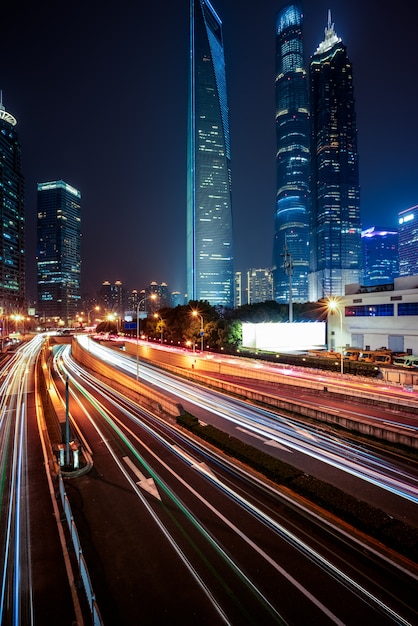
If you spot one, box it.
[136,294,157,380]
[88,306,100,327]
[192,310,204,352]
[327,298,344,374]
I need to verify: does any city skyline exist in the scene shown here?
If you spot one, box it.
[1,0,417,300]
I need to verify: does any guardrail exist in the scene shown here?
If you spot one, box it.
[58,473,103,625]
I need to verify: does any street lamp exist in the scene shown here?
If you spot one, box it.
[327,298,344,374]
[154,313,164,344]
[192,310,204,352]
[11,313,24,334]
[136,294,157,380]
[88,306,100,327]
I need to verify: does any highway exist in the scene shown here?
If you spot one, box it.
[0,337,78,625]
[49,340,418,624]
[76,336,418,515]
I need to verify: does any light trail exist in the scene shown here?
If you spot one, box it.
[57,345,417,625]
[76,335,418,505]
[0,335,44,625]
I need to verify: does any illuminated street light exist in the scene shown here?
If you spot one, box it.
[191,310,204,352]
[136,294,157,380]
[327,298,344,374]
[88,306,100,327]
[11,314,24,334]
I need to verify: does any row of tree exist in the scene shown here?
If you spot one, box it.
[96,300,327,353]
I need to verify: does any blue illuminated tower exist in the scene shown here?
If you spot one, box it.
[187,0,234,307]
[362,226,399,286]
[37,180,81,325]
[309,13,361,300]
[272,3,310,305]
[0,95,25,313]
[399,206,418,276]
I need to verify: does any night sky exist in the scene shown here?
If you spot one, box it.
[2,0,417,301]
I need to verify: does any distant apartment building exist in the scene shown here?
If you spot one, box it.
[247,268,274,304]
[37,180,81,325]
[362,227,399,286]
[234,272,242,308]
[399,206,418,276]
[99,280,126,313]
[171,292,184,308]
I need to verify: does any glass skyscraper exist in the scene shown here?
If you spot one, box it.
[37,180,81,325]
[309,13,361,301]
[399,206,418,276]
[362,226,399,286]
[187,0,234,307]
[272,3,310,304]
[0,95,25,314]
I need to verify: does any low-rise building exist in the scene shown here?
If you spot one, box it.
[327,275,418,355]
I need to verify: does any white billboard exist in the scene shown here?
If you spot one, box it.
[242,322,326,352]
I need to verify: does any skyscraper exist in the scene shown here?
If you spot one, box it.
[37,180,81,325]
[272,3,310,304]
[398,205,418,276]
[0,94,25,314]
[362,226,399,286]
[187,0,234,308]
[309,13,361,301]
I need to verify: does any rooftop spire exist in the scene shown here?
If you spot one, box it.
[314,9,342,55]
[0,91,17,126]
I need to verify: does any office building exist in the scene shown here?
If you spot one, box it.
[187,0,234,307]
[37,180,81,325]
[399,206,418,276]
[272,3,310,304]
[309,13,361,300]
[247,268,274,304]
[0,95,25,315]
[362,226,399,286]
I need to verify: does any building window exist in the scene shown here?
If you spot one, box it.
[345,304,394,317]
[398,302,418,316]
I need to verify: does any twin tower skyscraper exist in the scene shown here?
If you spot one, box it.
[187,1,361,308]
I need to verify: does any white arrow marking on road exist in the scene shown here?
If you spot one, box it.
[236,426,292,452]
[172,445,217,478]
[123,456,161,500]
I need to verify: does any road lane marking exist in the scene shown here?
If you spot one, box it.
[171,445,217,478]
[236,427,292,452]
[123,456,161,500]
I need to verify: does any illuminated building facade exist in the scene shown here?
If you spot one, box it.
[99,280,126,312]
[272,3,310,304]
[0,95,25,314]
[309,13,361,300]
[399,206,418,276]
[37,180,81,325]
[247,268,274,304]
[187,0,234,307]
[362,226,399,286]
